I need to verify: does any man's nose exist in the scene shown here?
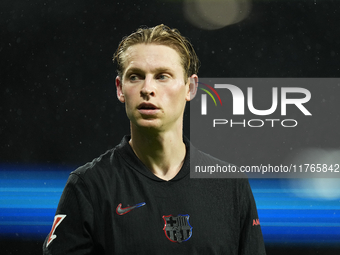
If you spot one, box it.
[141,76,155,96]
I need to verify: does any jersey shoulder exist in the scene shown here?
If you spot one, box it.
[71,148,115,178]
[70,139,130,187]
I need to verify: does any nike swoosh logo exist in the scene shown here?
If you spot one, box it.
[116,202,146,215]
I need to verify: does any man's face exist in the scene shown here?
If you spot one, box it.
[116,43,197,132]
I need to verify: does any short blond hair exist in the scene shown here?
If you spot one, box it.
[113,24,200,79]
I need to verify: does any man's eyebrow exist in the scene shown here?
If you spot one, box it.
[153,67,173,73]
[124,68,143,76]
[124,67,174,75]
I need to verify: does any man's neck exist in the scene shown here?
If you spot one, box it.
[129,126,186,181]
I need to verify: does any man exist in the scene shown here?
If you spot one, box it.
[43,24,266,254]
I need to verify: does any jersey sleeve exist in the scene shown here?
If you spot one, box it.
[238,179,266,255]
[43,173,95,255]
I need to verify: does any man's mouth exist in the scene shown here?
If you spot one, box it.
[137,103,160,116]
[138,103,158,110]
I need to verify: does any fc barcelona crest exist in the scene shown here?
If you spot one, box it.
[162,214,192,243]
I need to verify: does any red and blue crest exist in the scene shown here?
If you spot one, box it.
[162,214,192,243]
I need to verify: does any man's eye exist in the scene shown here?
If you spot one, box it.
[129,75,139,81]
[158,74,169,80]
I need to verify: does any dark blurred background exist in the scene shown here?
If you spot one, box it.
[1,0,340,254]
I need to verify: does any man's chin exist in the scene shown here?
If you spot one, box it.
[132,119,163,131]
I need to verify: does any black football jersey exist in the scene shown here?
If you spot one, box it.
[43,136,266,254]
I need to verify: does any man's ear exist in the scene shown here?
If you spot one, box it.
[116,76,125,103]
[186,74,198,101]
